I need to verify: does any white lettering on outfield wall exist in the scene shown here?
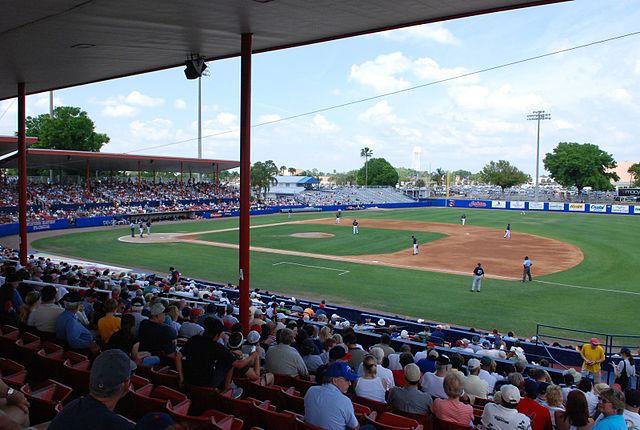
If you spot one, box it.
[528,202,544,210]
[635,206,640,214]
[612,205,630,214]
[492,200,506,208]
[569,203,585,211]
[548,202,565,211]
[589,204,607,213]
[510,201,525,209]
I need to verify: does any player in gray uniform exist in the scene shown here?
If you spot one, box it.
[522,256,532,282]
[471,263,484,292]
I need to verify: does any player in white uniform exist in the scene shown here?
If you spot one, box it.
[336,209,341,224]
[503,223,511,238]
[352,219,359,234]
[412,235,418,255]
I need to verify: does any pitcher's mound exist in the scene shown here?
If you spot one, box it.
[289,232,335,239]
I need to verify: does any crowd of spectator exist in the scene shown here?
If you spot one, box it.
[1,245,639,429]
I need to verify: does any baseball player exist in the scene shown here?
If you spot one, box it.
[461,214,466,226]
[503,223,511,238]
[471,263,484,292]
[522,256,532,282]
[288,208,292,219]
[336,209,342,224]
[130,221,135,238]
[352,219,359,234]
[412,235,418,255]
[139,221,144,238]
[145,219,151,235]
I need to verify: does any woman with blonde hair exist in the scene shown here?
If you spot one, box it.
[166,305,181,332]
[545,384,565,426]
[19,290,41,326]
[431,371,474,426]
[354,354,388,402]
[319,326,333,343]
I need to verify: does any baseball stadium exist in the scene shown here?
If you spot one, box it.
[1,1,640,429]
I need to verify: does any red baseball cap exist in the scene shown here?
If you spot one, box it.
[590,337,600,345]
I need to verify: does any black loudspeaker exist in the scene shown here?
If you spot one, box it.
[184,58,207,80]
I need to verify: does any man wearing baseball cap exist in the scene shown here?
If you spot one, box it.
[304,362,360,430]
[388,363,432,414]
[138,302,177,356]
[580,338,605,383]
[49,350,136,429]
[481,384,532,430]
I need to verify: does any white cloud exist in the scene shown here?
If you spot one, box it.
[216,112,237,128]
[33,94,62,109]
[129,118,174,141]
[103,104,138,118]
[608,88,632,104]
[350,52,412,93]
[312,114,339,133]
[381,23,459,45]
[555,119,574,130]
[359,100,402,124]
[174,99,187,110]
[390,126,422,139]
[450,84,544,112]
[258,114,283,123]
[635,59,640,75]
[125,91,164,107]
[413,57,479,84]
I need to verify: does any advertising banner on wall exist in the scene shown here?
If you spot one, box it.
[548,202,565,211]
[568,203,585,212]
[27,219,69,232]
[588,204,607,213]
[492,201,506,208]
[510,201,525,209]
[635,206,640,214]
[528,202,544,210]
[611,205,630,214]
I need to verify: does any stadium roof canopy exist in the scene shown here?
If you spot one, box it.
[0,148,239,174]
[275,176,320,185]
[0,136,38,159]
[0,0,567,101]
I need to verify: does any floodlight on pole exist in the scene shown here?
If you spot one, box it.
[526,110,551,202]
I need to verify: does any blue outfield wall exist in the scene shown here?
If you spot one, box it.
[1,199,638,237]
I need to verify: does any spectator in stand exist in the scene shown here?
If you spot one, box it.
[265,328,308,377]
[304,362,360,430]
[127,297,147,337]
[97,299,121,344]
[479,356,500,393]
[545,384,565,427]
[432,371,474,426]
[55,292,99,353]
[344,331,367,371]
[577,378,600,418]
[416,349,439,374]
[613,348,635,392]
[581,338,606,383]
[481,384,532,430]
[138,303,177,356]
[388,363,432,414]
[226,331,271,385]
[592,388,627,430]
[371,333,395,357]
[48,349,136,430]
[556,390,595,430]
[464,358,489,399]
[0,377,31,429]
[178,308,205,338]
[517,380,553,430]
[358,347,395,389]
[392,352,416,387]
[18,290,40,326]
[301,339,324,372]
[107,314,160,367]
[26,284,63,334]
[421,354,451,399]
[620,390,640,430]
[355,354,388,403]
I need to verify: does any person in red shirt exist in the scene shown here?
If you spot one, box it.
[518,380,553,430]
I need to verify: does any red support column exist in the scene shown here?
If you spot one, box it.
[85,159,91,197]
[137,160,141,195]
[239,33,253,335]
[17,83,28,266]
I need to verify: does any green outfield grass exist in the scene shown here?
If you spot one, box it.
[32,208,640,336]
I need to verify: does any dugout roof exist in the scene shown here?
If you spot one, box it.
[0,148,239,174]
[0,0,568,101]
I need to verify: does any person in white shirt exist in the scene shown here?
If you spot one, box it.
[481,384,532,430]
[357,347,394,389]
[355,354,387,403]
[464,358,489,399]
[421,354,451,399]
[479,356,499,393]
[576,378,599,418]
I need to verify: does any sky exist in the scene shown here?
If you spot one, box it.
[1,0,640,177]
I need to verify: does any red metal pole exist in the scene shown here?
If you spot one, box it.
[17,83,28,266]
[239,33,252,335]
[137,160,141,195]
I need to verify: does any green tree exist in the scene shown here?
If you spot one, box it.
[479,160,530,191]
[543,142,619,193]
[26,106,109,152]
[628,163,640,187]
[360,147,373,186]
[250,160,279,198]
[433,168,446,186]
[357,158,398,186]
[415,179,426,188]
[280,165,286,175]
[288,167,297,176]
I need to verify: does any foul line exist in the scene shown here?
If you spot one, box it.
[533,279,640,296]
[273,261,350,276]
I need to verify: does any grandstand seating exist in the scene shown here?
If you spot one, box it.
[366,412,424,430]
[21,379,73,424]
[0,357,28,388]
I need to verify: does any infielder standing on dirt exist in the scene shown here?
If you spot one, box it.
[522,256,532,282]
[336,209,341,224]
[471,263,484,292]
[503,223,511,238]
[461,214,466,226]
[412,235,418,255]
[352,219,359,234]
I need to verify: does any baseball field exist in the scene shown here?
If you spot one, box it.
[31,207,640,337]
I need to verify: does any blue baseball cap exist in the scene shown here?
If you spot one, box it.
[324,361,357,381]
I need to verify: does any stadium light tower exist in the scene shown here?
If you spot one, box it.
[526,110,551,202]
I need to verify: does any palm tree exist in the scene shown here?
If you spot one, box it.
[280,165,286,175]
[288,167,297,176]
[360,147,373,187]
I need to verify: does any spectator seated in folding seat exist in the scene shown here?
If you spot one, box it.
[421,354,451,399]
[464,358,488,399]
[178,307,204,339]
[265,328,308,378]
[26,285,63,335]
[55,292,99,354]
[138,303,177,356]
[432,371,474,427]
[355,354,389,403]
[481,384,532,430]
[388,363,432,414]
[0,376,31,429]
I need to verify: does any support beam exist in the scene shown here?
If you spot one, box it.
[239,33,252,335]
[17,83,28,266]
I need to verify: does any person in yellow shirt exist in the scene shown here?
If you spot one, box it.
[580,337,605,383]
[98,298,121,344]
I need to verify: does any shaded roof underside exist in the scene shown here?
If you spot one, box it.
[0,149,239,174]
[0,0,568,101]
